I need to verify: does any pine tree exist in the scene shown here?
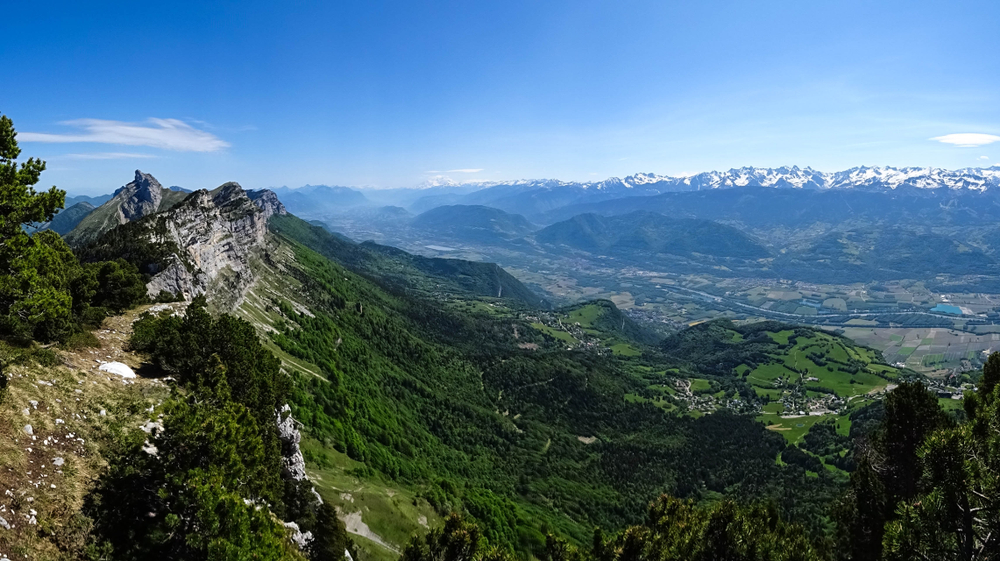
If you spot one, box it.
[883,355,1000,560]
[0,112,73,341]
[835,381,951,560]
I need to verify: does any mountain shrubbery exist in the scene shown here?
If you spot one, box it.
[403,497,820,561]
[0,113,147,343]
[85,297,353,561]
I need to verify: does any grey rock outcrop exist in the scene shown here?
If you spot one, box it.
[248,189,286,217]
[143,182,286,310]
[282,521,314,549]
[118,170,164,222]
[277,404,308,481]
[64,170,189,247]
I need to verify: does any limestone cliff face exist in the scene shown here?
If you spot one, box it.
[145,182,286,311]
[118,170,164,222]
[277,404,308,481]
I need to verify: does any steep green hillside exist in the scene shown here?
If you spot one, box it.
[561,300,659,345]
[536,211,770,259]
[522,300,660,356]
[270,214,548,309]
[227,228,849,555]
[31,201,96,235]
[411,205,535,242]
[774,227,994,283]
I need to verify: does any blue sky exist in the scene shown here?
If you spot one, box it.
[3,0,999,194]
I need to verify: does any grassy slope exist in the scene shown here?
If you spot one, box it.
[0,307,174,560]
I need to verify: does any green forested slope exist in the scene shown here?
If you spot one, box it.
[270,214,549,308]
[257,228,846,553]
[411,205,536,242]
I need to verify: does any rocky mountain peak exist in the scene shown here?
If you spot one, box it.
[117,169,164,222]
[212,181,247,206]
[248,189,287,219]
[144,182,286,311]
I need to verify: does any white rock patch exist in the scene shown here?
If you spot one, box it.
[99,362,136,378]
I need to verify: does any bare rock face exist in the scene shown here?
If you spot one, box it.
[282,521,314,549]
[277,404,308,481]
[118,170,164,223]
[143,182,286,310]
[248,189,286,218]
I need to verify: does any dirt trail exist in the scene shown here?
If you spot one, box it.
[61,303,187,376]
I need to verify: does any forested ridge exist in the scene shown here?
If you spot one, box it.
[268,216,865,541]
[3,111,1000,560]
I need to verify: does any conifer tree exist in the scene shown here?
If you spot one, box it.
[883,355,1000,559]
[0,112,73,340]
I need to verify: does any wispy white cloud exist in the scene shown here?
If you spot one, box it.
[930,133,1000,148]
[19,118,230,152]
[65,152,158,160]
[981,156,991,160]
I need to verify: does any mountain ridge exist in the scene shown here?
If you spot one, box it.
[411,204,535,242]
[536,211,770,259]
[397,165,1000,220]
[64,170,191,246]
[423,165,1000,193]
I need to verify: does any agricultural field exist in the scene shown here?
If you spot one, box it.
[757,414,831,445]
[842,326,1000,376]
[745,330,896,400]
[735,329,898,451]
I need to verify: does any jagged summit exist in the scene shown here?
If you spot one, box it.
[70,174,288,311]
[114,169,161,194]
[64,170,189,246]
[614,165,1000,192]
[117,170,164,221]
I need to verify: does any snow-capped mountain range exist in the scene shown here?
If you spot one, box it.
[430,165,1000,194]
[624,165,1000,192]
[402,165,1000,219]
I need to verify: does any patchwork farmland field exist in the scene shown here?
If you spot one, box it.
[842,326,1000,376]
